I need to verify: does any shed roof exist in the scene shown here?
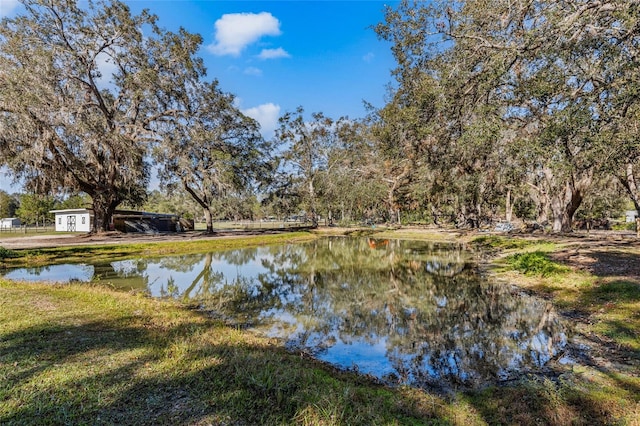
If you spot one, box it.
[50,209,93,214]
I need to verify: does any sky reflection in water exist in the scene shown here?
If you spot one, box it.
[3,237,569,389]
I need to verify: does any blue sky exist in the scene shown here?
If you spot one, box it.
[0,0,399,192]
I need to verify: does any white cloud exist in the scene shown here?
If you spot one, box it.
[207,12,281,57]
[258,47,291,60]
[243,67,263,76]
[242,103,281,137]
[363,52,375,63]
[0,0,20,17]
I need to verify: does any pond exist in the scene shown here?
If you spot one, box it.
[3,237,570,390]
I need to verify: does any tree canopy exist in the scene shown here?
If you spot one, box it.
[1,0,639,233]
[154,81,271,233]
[0,0,205,231]
[373,0,640,231]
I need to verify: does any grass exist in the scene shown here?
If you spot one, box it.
[1,229,640,425]
[4,279,639,425]
[489,238,640,354]
[0,231,316,269]
[504,251,570,276]
[470,234,535,251]
[0,280,474,425]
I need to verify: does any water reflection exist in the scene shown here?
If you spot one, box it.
[2,237,568,389]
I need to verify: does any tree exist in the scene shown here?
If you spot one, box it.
[0,190,18,218]
[608,101,640,214]
[154,81,270,233]
[56,193,91,210]
[275,107,343,227]
[142,189,201,221]
[0,0,205,232]
[320,119,387,224]
[366,75,441,224]
[16,193,55,226]
[376,0,640,232]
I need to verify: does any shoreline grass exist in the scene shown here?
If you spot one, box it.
[1,230,639,424]
[0,231,317,268]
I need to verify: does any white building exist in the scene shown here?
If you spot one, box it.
[626,210,639,223]
[0,217,21,229]
[50,209,93,233]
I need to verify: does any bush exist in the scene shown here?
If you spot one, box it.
[0,246,18,260]
[505,251,569,276]
[611,221,636,231]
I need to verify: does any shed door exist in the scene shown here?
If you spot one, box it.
[67,215,76,232]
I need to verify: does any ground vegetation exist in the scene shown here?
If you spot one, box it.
[0,229,638,424]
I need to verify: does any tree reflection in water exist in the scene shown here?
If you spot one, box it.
[190,237,569,390]
[6,237,568,389]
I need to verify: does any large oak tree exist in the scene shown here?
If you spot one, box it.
[154,81,270,233]
[0,0,204,232]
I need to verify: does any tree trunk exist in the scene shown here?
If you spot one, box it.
[308,179,318,227]
[619,162,640,213]
[536,166,592,233]
[387,188,397,224]
[550,180,588,233]
[528,183,550,225]
[91,194,119,233]
[505,188,513,222]
[182,182,215,234]
[537,194,550,225]
[431,205,440,225]
[203,208,214,234]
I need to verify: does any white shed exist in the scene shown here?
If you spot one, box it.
[50,209,93,232]
[626,210,639,223]
[0,218,21,229]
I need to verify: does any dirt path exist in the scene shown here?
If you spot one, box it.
[535,231,640,278]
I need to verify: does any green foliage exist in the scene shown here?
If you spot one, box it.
[141,190,201,219]
[513,197,538,221]
[400,210,434,225]
[505,251,569,277]
[0,246,18,260]
[373,0,640,232]
[15,194,56,225]
[471,235,532,251]
[611,221,636,231]
[56,194,91,210]
[0,190,19,218]
[153,81,270,232]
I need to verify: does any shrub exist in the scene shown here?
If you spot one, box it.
[505,251,569,276]
[0,246,18,260]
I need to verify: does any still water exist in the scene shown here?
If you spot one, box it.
[3,237,569,389]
